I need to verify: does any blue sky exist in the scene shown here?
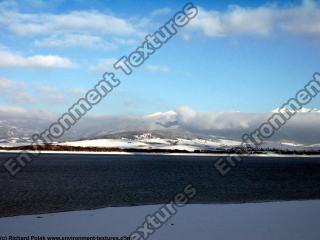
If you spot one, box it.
[0,0,319,116]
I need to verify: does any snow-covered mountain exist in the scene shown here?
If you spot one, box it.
[1,108,320,151]
[58,131,242,151]
[57,132,320,152]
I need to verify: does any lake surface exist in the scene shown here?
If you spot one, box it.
[1,153,320,217]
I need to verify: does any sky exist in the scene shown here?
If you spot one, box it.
[0,0,320,116]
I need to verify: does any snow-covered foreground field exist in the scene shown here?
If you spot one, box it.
[1,201,319,240]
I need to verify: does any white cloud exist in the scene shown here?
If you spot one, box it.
[68,88,86,95]
[0,77,16,88]
[14,91,37,103]
[279,0,320,37]
[187,5,274,37]
[225,5,275,36]
[34,34,140,50]
[0,7,144,50]
[36,84,66,102]
[0,105,28,115]
[0,105,55,119]
[34,34,116,50]
[0,78,84,105]
[150,8,172,17]
[44,93,65,102]
[0,10,141,37]
[186,1,320,38]
[0,49,75,68]
[146,65,170,73]
[273,107,320,113]
[37,85,59,93]
[112,38,139,46]
[36,84,86,103]
[187,8,224,37]
[0,77,36,103]
[1,1,319,45]
[172,106,320,144]
[89,58,117,73]
[176,106,251,130]
[175,106,320,134]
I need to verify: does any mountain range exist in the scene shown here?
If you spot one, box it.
[1,108,320,151]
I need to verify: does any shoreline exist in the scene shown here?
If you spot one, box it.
[1,198,320,219]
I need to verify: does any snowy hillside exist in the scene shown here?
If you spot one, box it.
[1,108,320,151]
[57,133,320,152]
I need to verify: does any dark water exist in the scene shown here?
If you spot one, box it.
[0,153,320,217]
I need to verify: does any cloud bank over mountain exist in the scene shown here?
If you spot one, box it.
[0,106,319,145]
